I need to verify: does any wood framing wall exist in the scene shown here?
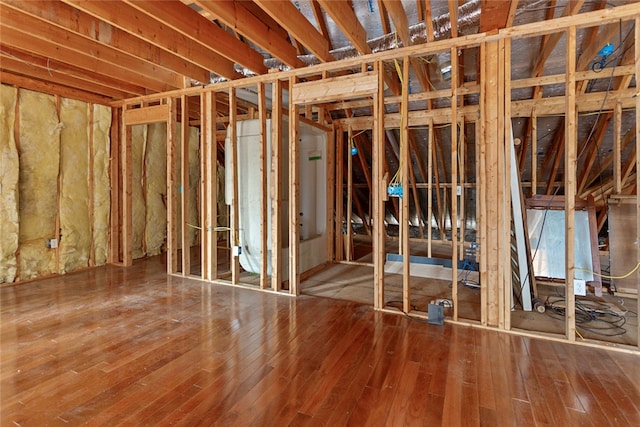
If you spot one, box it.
[104,5,640,352]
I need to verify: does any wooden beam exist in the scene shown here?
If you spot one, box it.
[373,61,386,309]
[194,0,304,69]
[109,108,121,264]
[125,0,267,75]
[451,47,459,321]
[271,80,283,291]
[565,26,577,342]
[253,0,334,62]
[180,95,191,276]
[401,57,411,314]
[289,78,300,295]
[448,0,458,38]
[291,72,378,105]
[318,0,370,54]
[377,0,392,35]
[258,83,268,289]
[62,0,241,80]
[3,0,211,84]
[124,105,170,126]
[479,1,517,32]
[122,117,133,267]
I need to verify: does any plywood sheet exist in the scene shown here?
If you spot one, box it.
[59,98,90,273]
[18,89,60,279]
[93,104,111,266]
[145,122,167,256]
[0,85,19,283]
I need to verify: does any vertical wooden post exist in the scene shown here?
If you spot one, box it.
[122,109,133,267]
[401,56,411,314]
[531,107,537,196]
[289,77,300,295]
[427,117,433,258]
[180,95,190,275]
[565,26,577,342]
[335,128,344,261]
[614,101,622,194]
[88,104,95,267]
[229,88,240,284]
[258,83,268,289]
[346,126,353,261]
[167,98,178,274]
[504,37,512,330]
[373,61,386,310]
[450,48,459,321]
[205,91,217,281]
[109,107,121,264]
[200,93,208,280]
[271,80,283,292]
[326,126,335,263]
[634,16,640,349]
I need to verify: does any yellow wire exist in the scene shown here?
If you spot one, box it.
[576,262,640,279]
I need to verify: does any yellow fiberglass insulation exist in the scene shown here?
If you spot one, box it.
[187,126,200,247]
[18,89,61,279]
[131,124,147,259]
[59,98,91,273]
[0,85,19,283]
[92,105,111,266]
[145,122,167,256]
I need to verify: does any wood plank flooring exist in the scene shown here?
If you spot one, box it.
[1,255,639,426]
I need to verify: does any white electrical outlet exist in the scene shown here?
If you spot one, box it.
[456,185,462,196]
[573,279,586,296]
[232,245,242,256]
[47,239,58,249]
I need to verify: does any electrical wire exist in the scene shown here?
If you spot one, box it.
[576,262,640,279]
[544,294,628,337]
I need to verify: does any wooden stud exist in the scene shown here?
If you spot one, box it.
[335,128,345,262]
[88,104,95,268]
[289,77,300,295]
[271,80,283,292]
[635,16,640,349]
[504,37,512,331]
[346,126,354,261]
[167,98,178,274]
[374,61,386,310]
[326,126,336,263]
[54,96,62,274]
[531,107,537,196]
[205,91,217,281]
[200,92,208,280]
[180,95,190,275]
[401,57,411,314]
[109,107,121,264]
[427,118,433,258]
[258,83,268,289]
[450,48,458,321]
[122,110,133,267]
[565,26,577,342]
[614,101,622,194]
[229,88,240,284]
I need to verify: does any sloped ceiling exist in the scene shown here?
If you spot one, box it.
[0,0,633,103]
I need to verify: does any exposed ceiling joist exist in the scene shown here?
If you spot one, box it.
[3,0,211,84]
[193,0,305,68]
[253,0,334,62]
[317,0,371,54]
[122,0,267,75]
[61,0,242,81]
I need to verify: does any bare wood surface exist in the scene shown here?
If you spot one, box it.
[2,255,639,425]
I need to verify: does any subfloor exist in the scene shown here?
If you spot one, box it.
[300,236,639,347]
[2,255,639,426]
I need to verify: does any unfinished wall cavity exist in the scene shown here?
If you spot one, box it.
[0,85,19,283]
[145,122,167,256]
[0,84,111,283]
[131,124,148,259]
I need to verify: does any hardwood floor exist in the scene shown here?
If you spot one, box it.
[2,256,639,426]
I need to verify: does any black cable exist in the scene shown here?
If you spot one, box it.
[544,295,628,337]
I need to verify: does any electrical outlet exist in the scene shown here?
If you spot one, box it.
[47,238,58,249]
[573,279,586,296]
[456,185,462,196]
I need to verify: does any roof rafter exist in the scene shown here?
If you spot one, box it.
[193,0,305,68]
[253,0,334,62]
[317,0,370,54]
[123,0,267,75]
[61,0,242,80]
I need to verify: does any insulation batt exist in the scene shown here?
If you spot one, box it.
[132,124,148,259]
[59,98,91,273]
[0,85,19,283]
[18,89,60,280]
[92,105,111,266]
[145,122,167,256]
